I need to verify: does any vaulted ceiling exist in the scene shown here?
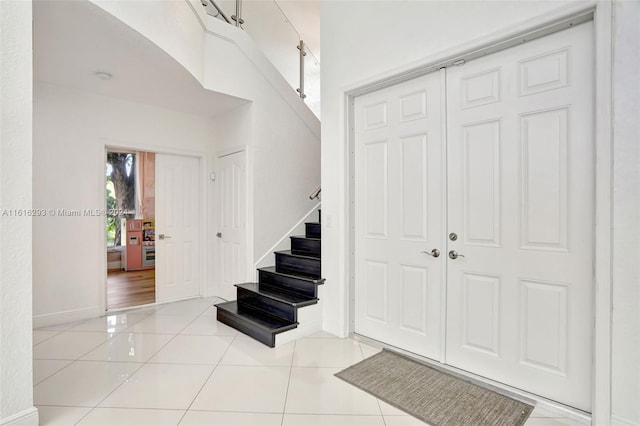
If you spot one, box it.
[33,0,248,117]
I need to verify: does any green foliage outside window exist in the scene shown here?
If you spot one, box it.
[106,179,116,247]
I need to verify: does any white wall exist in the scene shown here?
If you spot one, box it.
[0,1,38,425]
[33,82,217,323]
[207,46,322,264]
[611,1,640,424]
[321,0,639,422]
[200,16,321,278]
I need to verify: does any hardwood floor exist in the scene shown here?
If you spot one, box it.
[107,269,155,310]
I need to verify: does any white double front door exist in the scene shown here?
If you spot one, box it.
[354,23,594,411]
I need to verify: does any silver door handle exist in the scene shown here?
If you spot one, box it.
[448,250,465,260]
[158,234,172,240]
[421,249,440,258]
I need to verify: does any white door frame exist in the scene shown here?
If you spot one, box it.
[342,2,612,423]
[99,141,208,311]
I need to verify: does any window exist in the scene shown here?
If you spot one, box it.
[106,152,137,247]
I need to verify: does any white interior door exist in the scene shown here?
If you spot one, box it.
[217,151,247,301]
[155,154,201,303]
[354,72,445,360]
[445,22,594,411]
[353,22,594,411]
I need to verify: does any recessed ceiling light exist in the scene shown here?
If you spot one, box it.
[94,71,112,80]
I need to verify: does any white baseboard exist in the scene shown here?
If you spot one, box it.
[322,318,348,338]
[33,306,99,328]
[612,414,638,426]
[0,407,38,426]
[276,319,322,346]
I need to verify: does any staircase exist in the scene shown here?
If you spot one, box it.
[215,210,324,347]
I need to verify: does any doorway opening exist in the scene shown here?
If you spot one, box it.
[106,149,156,310]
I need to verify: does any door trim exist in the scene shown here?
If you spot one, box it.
[343,2,611,422]
[592,2,613,423]
[100,141,208,312]
[438,67,449,363]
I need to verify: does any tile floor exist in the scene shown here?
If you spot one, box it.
[34,297,589,425]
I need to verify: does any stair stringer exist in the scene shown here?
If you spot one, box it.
[254,202,321,273]
[275,299,323,346]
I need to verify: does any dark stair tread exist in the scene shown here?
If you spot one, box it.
[258,266,326,285]
[215,301,298,333]
[235,282,318,307]
[275,250,320,260]
[291,235,321,241]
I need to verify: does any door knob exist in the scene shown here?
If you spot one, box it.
[421,249,440,258]
[158,234,172,240]
[448,250,465,260]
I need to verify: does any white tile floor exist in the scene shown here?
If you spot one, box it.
[33,297,588,426]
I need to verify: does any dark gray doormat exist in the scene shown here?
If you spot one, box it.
[335,349,534,426]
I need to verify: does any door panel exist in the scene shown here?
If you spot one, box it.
[354,72,444,360]
[521,107,569,250]
[218,151,247,301]
[462,120,501,247]
[461,273,501,357]
[445,22,593,411]
[155,154,201,303]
